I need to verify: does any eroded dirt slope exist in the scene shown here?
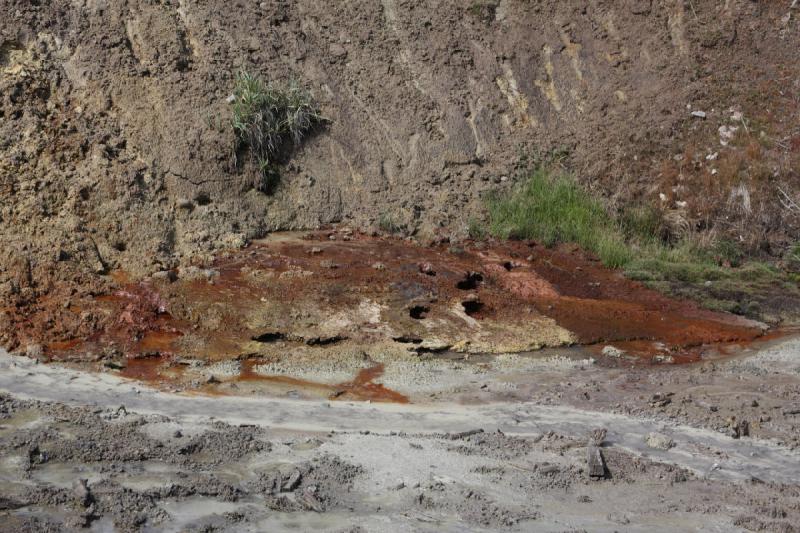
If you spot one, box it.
[1,1,799,338]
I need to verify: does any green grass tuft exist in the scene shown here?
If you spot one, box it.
[378,213,402,234]
[789,242,800,263]
[231,71,323,192]
[485,169,630,267]
[479,166,796,322]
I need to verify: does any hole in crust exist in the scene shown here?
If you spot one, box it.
[306,335,346,346]
[251,332,286,343]
[462,300,485,317]
[457,271,483,290]
[393,335,423,344]
[409,306,430,320]
[195,192,212,206]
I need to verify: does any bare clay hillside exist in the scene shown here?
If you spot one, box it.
[1,1,798,344]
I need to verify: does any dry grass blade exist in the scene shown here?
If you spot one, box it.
[778,187,800,214]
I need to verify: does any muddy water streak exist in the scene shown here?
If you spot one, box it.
[120,357,175,382]
[237,360,409,403]
[335,363,409,404]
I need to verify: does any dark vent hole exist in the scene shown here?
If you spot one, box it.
[409,306,430,320]
[462,300,485,317]
[457,272,483,290]
[252,332,286,343]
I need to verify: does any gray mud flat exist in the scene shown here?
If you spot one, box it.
[2,345,800,532]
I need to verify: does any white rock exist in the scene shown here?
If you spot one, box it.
[645,432,675,450]
[602,346,625,358]
[719,125,738,146]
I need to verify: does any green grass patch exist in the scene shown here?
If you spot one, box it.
[467,1,499,22]
[789,242,800,264]
[378,213,402,234]
[231,71,324,192]
[478,167,799,321]
[484,169,630,267]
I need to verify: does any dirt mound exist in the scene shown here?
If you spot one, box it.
[1,1,798,334]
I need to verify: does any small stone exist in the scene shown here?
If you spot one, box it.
[649,393,673,408]
[602,345,625,358]
[645,432,675,450]
[329,43,347,59]
[371,262,386,270]
[176,198,194,210]
[418,262,436,275]
[152,270,177,282]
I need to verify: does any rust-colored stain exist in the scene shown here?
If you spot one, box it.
[120,356,174,382]
[333,363,410,403]
[46,338,82,352]
[41,231,768,402]
[136,329,183,354]
[235,359,408,404]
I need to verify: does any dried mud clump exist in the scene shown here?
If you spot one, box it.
[251,455,364,512]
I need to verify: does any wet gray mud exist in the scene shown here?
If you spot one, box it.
[3,336,800,532]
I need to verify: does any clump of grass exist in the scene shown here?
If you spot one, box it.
[620,206,663,242]
[485,160,800,321]
[378,213,402,234]
[467,1,499,22]
[477,166,800,320]
[624,241,726,283]
[231,71,323,192]
[485,169,630,267]
[789,242,800,264]
[467,217,488,240]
